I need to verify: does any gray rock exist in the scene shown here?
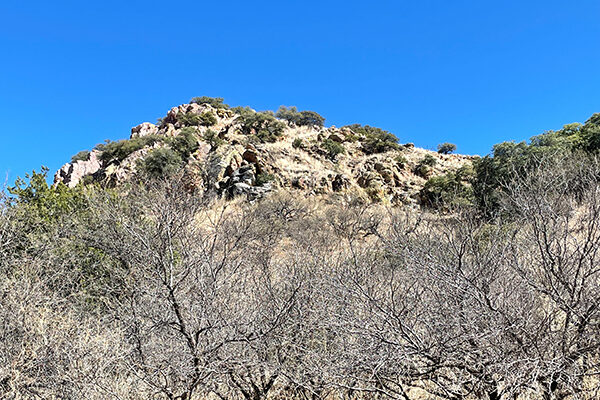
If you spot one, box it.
[229,182,272,201]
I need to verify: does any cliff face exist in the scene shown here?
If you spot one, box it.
[54,102,476,206]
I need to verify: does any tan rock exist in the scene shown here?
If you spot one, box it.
[54,150,102,188]
[54,100,475,206]
[158,123,177,137]
[130,122,158,139]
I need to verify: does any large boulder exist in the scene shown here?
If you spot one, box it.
[54,150,102,188]
[206,145,244,190]
[228,182,273,201]
[130,122,158,139]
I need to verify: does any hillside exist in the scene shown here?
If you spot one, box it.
[4,100,600,399]
[54,98,474,207]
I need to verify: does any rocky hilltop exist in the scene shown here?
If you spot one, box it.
[55,98,476,206]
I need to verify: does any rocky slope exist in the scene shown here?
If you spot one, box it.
[55,101,476,207]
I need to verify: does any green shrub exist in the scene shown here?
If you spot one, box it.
[99,135,164,164]
[420,165,474,210]
[255,173,275,186]
[71,150,90,163]
[321,138,345,159]
[395,155,408,169]
[292,138,304,149]
[93,140,111,152]
[471,119,590,216]
[8,167,88,223]
[579,114,600,151]
[413,155,438,178]
[419,154,438,167]
[138,148,182,178]
[276,106,325,127]
[177,111,217,127]
[414,164,432,178]
[437,142,457,154]
[190,96,229,109]
[203,129,225,149]
[231,106,255,116]
[344,124,400,154]
[237,111,286,143]
[171,128,199,160]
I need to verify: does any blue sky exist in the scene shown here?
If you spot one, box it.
[1,0,600,184]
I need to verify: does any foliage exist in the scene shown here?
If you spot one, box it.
[419,154,438,167]
[177,111,217,127]
[203,129,225,149]
[255,173,275,186]
[138,148,183,178]
[395,154,408,169]
[8,167,88,224]
[437,142,457,154]
[231,106,255,116]
[171,128,199,160]
[472,123,583,216]
[420,164,474,210]
[237,111,286,143]
[465,115,600,216]
[414,164,432,178]
[71,150,91,163]
[93,139,111,152]
[344,124,400,154]
[275,106,325,127]
[99,135,164,164]
[413,154,438,178]
[292,138,304,149]
[190,96,229,109]
[321,138,345,159]
[3,160,600,399]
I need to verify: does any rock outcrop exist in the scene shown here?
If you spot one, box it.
[131,122,158,138]
[55,102,477,206]
[54,150,102,188]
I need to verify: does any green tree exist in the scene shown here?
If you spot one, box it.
[177,111,217,127]
[472,132,577,216]
[190,96,229,109]
[344,124,400,154]
[276,106,325,127]
[8,167,88,224]
[138,148,183,178]
[203,129,225,149]
[237,111,286,143]
[437,142,456,154]
[292,138,304,149]
[71,150,91,163]
[580,113,600,151]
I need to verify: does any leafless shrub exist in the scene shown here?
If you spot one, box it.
[3,160,600,399]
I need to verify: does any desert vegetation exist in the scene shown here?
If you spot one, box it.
[275,106,326,127]
[8,98,600,399]
[3,144,600,399]
[421,113,600,216]
[343,124,401,154]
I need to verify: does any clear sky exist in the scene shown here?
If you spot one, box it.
[1,0,600,184]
